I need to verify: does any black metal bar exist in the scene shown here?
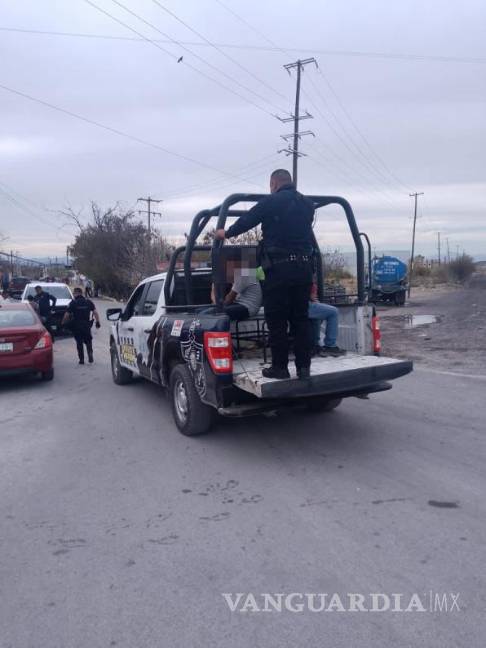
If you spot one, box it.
[202,193,366,307]
[359,232,372,296]
[184,209,214,303]
[164,245,185,305]
[165,244,212,306]
[309,196,365,302]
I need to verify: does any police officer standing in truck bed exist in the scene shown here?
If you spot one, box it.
[215,169,315,379]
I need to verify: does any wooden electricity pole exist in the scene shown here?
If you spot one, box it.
[408,191,424,297]
[277,58,317,188]
[137,196,162,238]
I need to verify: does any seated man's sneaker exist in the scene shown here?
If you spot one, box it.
[321,346,347,357]
[297,367,311,379]
[262,366,291,380]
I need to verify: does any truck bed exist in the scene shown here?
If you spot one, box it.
[233,354,412,399]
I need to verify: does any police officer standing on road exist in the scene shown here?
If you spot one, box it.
[62,287,101,365]
[33,285,57,341]
[215,169,315,379]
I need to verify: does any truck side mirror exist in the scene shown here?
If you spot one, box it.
[106,308,122,321]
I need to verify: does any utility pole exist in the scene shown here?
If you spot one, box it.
[437,232,441,265]
[137,196,162,238]
[446,237,451,264]
[408,192,424,297]
[277,57,317,188]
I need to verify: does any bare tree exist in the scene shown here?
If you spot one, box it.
[201,227,261,245]
[69,203,173,299]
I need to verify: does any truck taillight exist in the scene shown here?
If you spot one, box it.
[204,332,233,374]
[372,316,381,354]
[35,332,52,349]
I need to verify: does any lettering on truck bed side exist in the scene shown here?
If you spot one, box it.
[171,319,184,337]
[180,318,206,398]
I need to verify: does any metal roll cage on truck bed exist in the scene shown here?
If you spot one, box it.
[109,192,413,436]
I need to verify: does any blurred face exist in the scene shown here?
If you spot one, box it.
[35,287,42,295]
[74,289,82,298]
[270,176,278,193]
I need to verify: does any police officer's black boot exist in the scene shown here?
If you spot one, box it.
[262,366,290,380]
[87,341,94,364]
[296,367,310,379]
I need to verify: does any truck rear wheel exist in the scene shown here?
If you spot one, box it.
[306,397,342,413]
[169,364,214,436]
[110,343,133,385]
[394,291,406,306]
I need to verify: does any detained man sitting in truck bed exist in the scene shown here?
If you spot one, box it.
[199,260,262,324]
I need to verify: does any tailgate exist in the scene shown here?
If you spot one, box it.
[233,354,412,399]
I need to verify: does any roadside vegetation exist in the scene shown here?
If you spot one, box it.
[412,254,476,287]
[68,203,173,300]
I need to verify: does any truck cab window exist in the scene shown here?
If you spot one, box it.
[124,284,145,319]
[142,280,164,316]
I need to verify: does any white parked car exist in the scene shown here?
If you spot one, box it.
[22,282,74,333]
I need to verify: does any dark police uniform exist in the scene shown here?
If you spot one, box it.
[66,295,96,362]
[33,291,57,339]
[225,184,315,373]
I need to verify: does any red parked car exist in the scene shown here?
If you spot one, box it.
[0,303,54,381]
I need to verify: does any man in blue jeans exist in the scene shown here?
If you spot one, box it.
[309,283,346,357]
[257,268,346,357]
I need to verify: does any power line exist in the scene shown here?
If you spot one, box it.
[82,0,278,118]
[314,68,411,192]
[302,88,402,205]
[213,2,397,200]
[307,147,398,211]
[305,73,405,194]
[213,1,410,200]
[150,0,288,105]
[108,0,288,115]
[161,152,279,200]
[2,27,485,64]
[0,182,62,231]
[0,82,263,188]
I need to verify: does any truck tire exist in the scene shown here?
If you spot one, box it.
[110,343,133,385]
[306,397,342,413]
[394,291,406,306]
[169,364,214,436]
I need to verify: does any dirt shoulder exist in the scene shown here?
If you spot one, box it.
[378,278,486,376]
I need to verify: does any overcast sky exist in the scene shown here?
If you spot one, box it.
[1,0,485,260]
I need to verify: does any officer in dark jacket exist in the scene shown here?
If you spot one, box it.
[215,169,315,379]
[33,285,56,341]
[62,287,100,364]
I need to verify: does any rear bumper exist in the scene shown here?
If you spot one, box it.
[0,348,53,375]
[218,381,393,417]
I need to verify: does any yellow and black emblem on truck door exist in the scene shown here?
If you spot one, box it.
[120,336,137,367]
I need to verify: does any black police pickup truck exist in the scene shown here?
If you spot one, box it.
[106,193,412,436]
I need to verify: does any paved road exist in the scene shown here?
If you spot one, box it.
[1,300,485,648]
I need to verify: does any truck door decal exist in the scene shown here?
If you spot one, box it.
[120,336,137,366]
